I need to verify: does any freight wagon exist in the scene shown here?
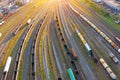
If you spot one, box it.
[71,48,77,60]
[75,29,93,57]
[67,68,76,80]
[100,58,117,80]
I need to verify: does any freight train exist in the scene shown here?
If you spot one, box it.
[80,14,120,54]
[75,29,93,57]
[68,3,120,54]
[100,58,117,80]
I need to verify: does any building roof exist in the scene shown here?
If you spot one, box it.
[103,0,120,8]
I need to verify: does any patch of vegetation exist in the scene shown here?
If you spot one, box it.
[86,0,110,17]
[15,1,23,6]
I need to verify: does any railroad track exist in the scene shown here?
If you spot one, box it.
[67,2,118,80]
[35,19,48,80]
[0,1,45,66]
[21,14,47,80]
[2,6,47,79]
[50,17,68,80]
[68,3,120,54]
[63,3,101,63]
[56,15,87,80]
[11,19,35,80]
[0,19,34,80]
[13,2,51,80]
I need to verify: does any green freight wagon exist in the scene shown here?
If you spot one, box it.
[67,68,76,80]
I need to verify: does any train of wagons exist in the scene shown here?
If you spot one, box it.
[68,3,117,80]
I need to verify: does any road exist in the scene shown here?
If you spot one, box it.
[0,0,120,80]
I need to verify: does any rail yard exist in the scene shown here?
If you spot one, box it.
[0,0,120,80]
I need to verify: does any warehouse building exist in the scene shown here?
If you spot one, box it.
[93,0,102,3]
[103,0,120,11]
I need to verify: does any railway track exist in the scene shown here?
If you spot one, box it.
[56,15,87,80]
[0,2,47,73]
[2,6,48,79]
[50,18,68,80]
[49,10,69,79]
[58,1,97,80]
[11,19,35,80]
[21,15,47,80]
[66,2,119,78]
[35,19,48,80]
[1,19,34,80]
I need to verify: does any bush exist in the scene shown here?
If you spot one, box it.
[15,1,23,6]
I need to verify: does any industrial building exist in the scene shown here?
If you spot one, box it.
[103,0,120,11]
[93,0,102,3]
